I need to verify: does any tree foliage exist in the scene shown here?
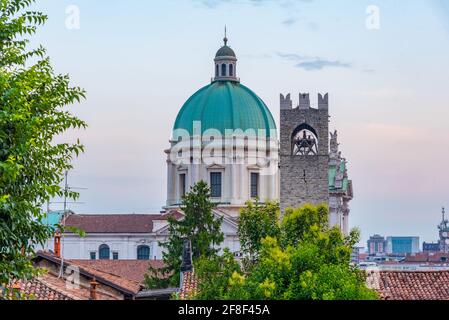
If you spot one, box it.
[194,203,378,300]
[145,181,224,288]
[0,0,86,286]
[238,200,280,263]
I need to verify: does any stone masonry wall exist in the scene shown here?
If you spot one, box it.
[280,93,330,213]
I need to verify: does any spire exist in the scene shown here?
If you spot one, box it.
[213,27,238,83]
[223,25,228,46]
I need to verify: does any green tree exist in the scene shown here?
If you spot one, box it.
[0,0,86,287]
[194,203,378,300]
[193,249,242,300]
[145,181,224,288]
[238,200,280,263]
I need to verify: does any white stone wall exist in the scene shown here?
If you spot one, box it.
[166,137,279,217]
[36,213,241,260]
[39,234,160,260]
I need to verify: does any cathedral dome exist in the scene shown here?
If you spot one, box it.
[173,81,277,138]
[166,32,280,214]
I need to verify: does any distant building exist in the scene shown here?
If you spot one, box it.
[386,236,420,255]
[403,252,449,265]
[420,207,449,254]
[423,242,440,253]
[351,246,365,264]
[367,234,386,255]
[37,210,240,261]
[438,207,449,253]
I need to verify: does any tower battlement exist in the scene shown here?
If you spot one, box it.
[280,92,329,110]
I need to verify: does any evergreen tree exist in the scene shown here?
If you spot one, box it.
[145,181,224,288]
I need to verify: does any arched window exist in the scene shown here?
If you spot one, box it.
[99,244,110,260]
[221,63,227,77]
[291,123,319,156]
[229,64,234,76]
[137,245,150,260]
[215,64,219,77]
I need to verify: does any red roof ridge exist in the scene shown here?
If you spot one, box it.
[67,259,140,283]
[36,251,141,294]
[71,213,163,217]
[370,269,449,274]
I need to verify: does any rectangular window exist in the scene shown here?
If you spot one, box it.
[210,172,222,198]
[179,174,186,198]
[90,252,96,260]
[112,252,119,260]
[251,173,259,198]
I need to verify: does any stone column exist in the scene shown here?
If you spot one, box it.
[166,159,175,206]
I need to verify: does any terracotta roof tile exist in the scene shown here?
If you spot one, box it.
[64,214,163,234]
[367,270,449,300]
[63,210,184,234]
[69,260,165,284]
[6,273,93,300]
[179,272,198,300]
[404,252,449,263]
[37,251,142,295]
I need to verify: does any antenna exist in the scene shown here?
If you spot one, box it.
[56,170,87,278]
[223,25,228,46]
[443,206,446,222]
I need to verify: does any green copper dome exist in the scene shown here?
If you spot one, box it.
[173,81,277,138]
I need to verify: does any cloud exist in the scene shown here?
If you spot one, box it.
[276,52,351,71]
[196,0,312,9]
[276,52,308,61]
[306,21,319,31]
[295,59,351,71]
[282,18,298,26]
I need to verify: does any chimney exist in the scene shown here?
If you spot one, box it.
[89,277,99,300]
[180,238,193,288]
[54,232,61,258]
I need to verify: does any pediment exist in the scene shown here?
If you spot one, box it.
[177,164,188,171]
[207,163,226,170]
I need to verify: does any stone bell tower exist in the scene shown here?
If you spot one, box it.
[279,92,330,213]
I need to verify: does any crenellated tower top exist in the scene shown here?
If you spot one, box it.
[280,92,329,110]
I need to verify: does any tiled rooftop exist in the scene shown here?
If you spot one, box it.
[62,210,184,234]
[6,273,94,300]
[367,270,449,300]
[70,259,165,284]
[179,272,198,300]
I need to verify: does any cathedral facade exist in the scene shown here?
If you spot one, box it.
[165,35,354,234]
[165,34,279,217]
